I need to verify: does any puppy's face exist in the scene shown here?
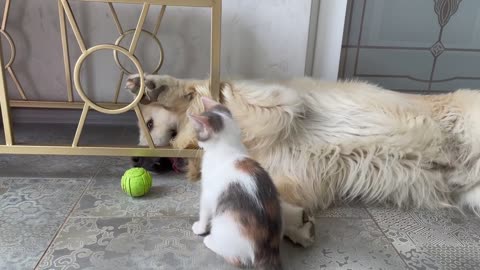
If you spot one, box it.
[137,104,178,147]
[125,74,195,173]
[125,73,195,112]
[129,104,180,173]
[124,74,182,147]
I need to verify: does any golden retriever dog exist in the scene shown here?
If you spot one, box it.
[126,74,480,247]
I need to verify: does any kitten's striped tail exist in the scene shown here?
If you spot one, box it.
[254,253,282,270]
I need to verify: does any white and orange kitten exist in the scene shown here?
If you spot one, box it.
[188,97,283,270]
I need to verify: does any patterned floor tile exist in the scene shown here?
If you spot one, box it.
[315,202,370,218]
[0,178,90,270]
[0,179,8,196]
[368,207,480,270]
[36,216,238,270]
[37,216,407,270]
[284,217,407,270]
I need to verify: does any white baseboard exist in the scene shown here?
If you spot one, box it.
[306,0,348,80]
[11,108,138,126]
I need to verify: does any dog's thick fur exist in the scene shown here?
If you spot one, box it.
[127,74,480,215]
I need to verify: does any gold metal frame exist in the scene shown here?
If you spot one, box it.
[0,0,222,158]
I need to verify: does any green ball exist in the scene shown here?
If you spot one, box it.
[121,168,152,197]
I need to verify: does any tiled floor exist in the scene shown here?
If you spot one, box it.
[1,124,480,270]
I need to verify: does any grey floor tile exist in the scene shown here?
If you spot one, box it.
[73,175,200,218]
[92,156,161,177]
[368,207,480,270]
[0,155,105,178]
[121,125,141,145]
[37,216,407,270]
[0,178,90,270]
[1,123,126,145]
[0,123,132,178]
[4,123,480,269]
[72,157,199,218]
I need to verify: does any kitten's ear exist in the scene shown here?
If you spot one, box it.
[201,97,220,111]
[188,114,212,139]
[188,113,209,127]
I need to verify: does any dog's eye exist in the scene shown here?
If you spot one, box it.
[146,119,154,131]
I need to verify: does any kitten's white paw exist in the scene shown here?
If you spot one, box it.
[192,221,208,235]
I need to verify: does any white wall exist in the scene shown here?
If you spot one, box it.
[4,0,312,103]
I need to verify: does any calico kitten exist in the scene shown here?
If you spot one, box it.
[188,97,283,270]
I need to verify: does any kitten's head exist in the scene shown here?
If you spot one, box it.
[188,97,240,148]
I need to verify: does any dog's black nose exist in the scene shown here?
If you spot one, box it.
[131,157,143,167]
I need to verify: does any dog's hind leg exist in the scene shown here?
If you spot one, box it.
[458,184,480,215]
[281,200,315,247]
[272,175,316,247]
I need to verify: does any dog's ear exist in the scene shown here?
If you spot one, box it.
[140,85,168,105]
[183,86,196,101]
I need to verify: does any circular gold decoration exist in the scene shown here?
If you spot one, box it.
[74,44,145,114]
[113,29,164,74]
[0,30,15,68]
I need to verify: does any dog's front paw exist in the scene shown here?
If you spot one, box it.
[192,221,209,236]
[125,73,156,93]
[125,74,142,93]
